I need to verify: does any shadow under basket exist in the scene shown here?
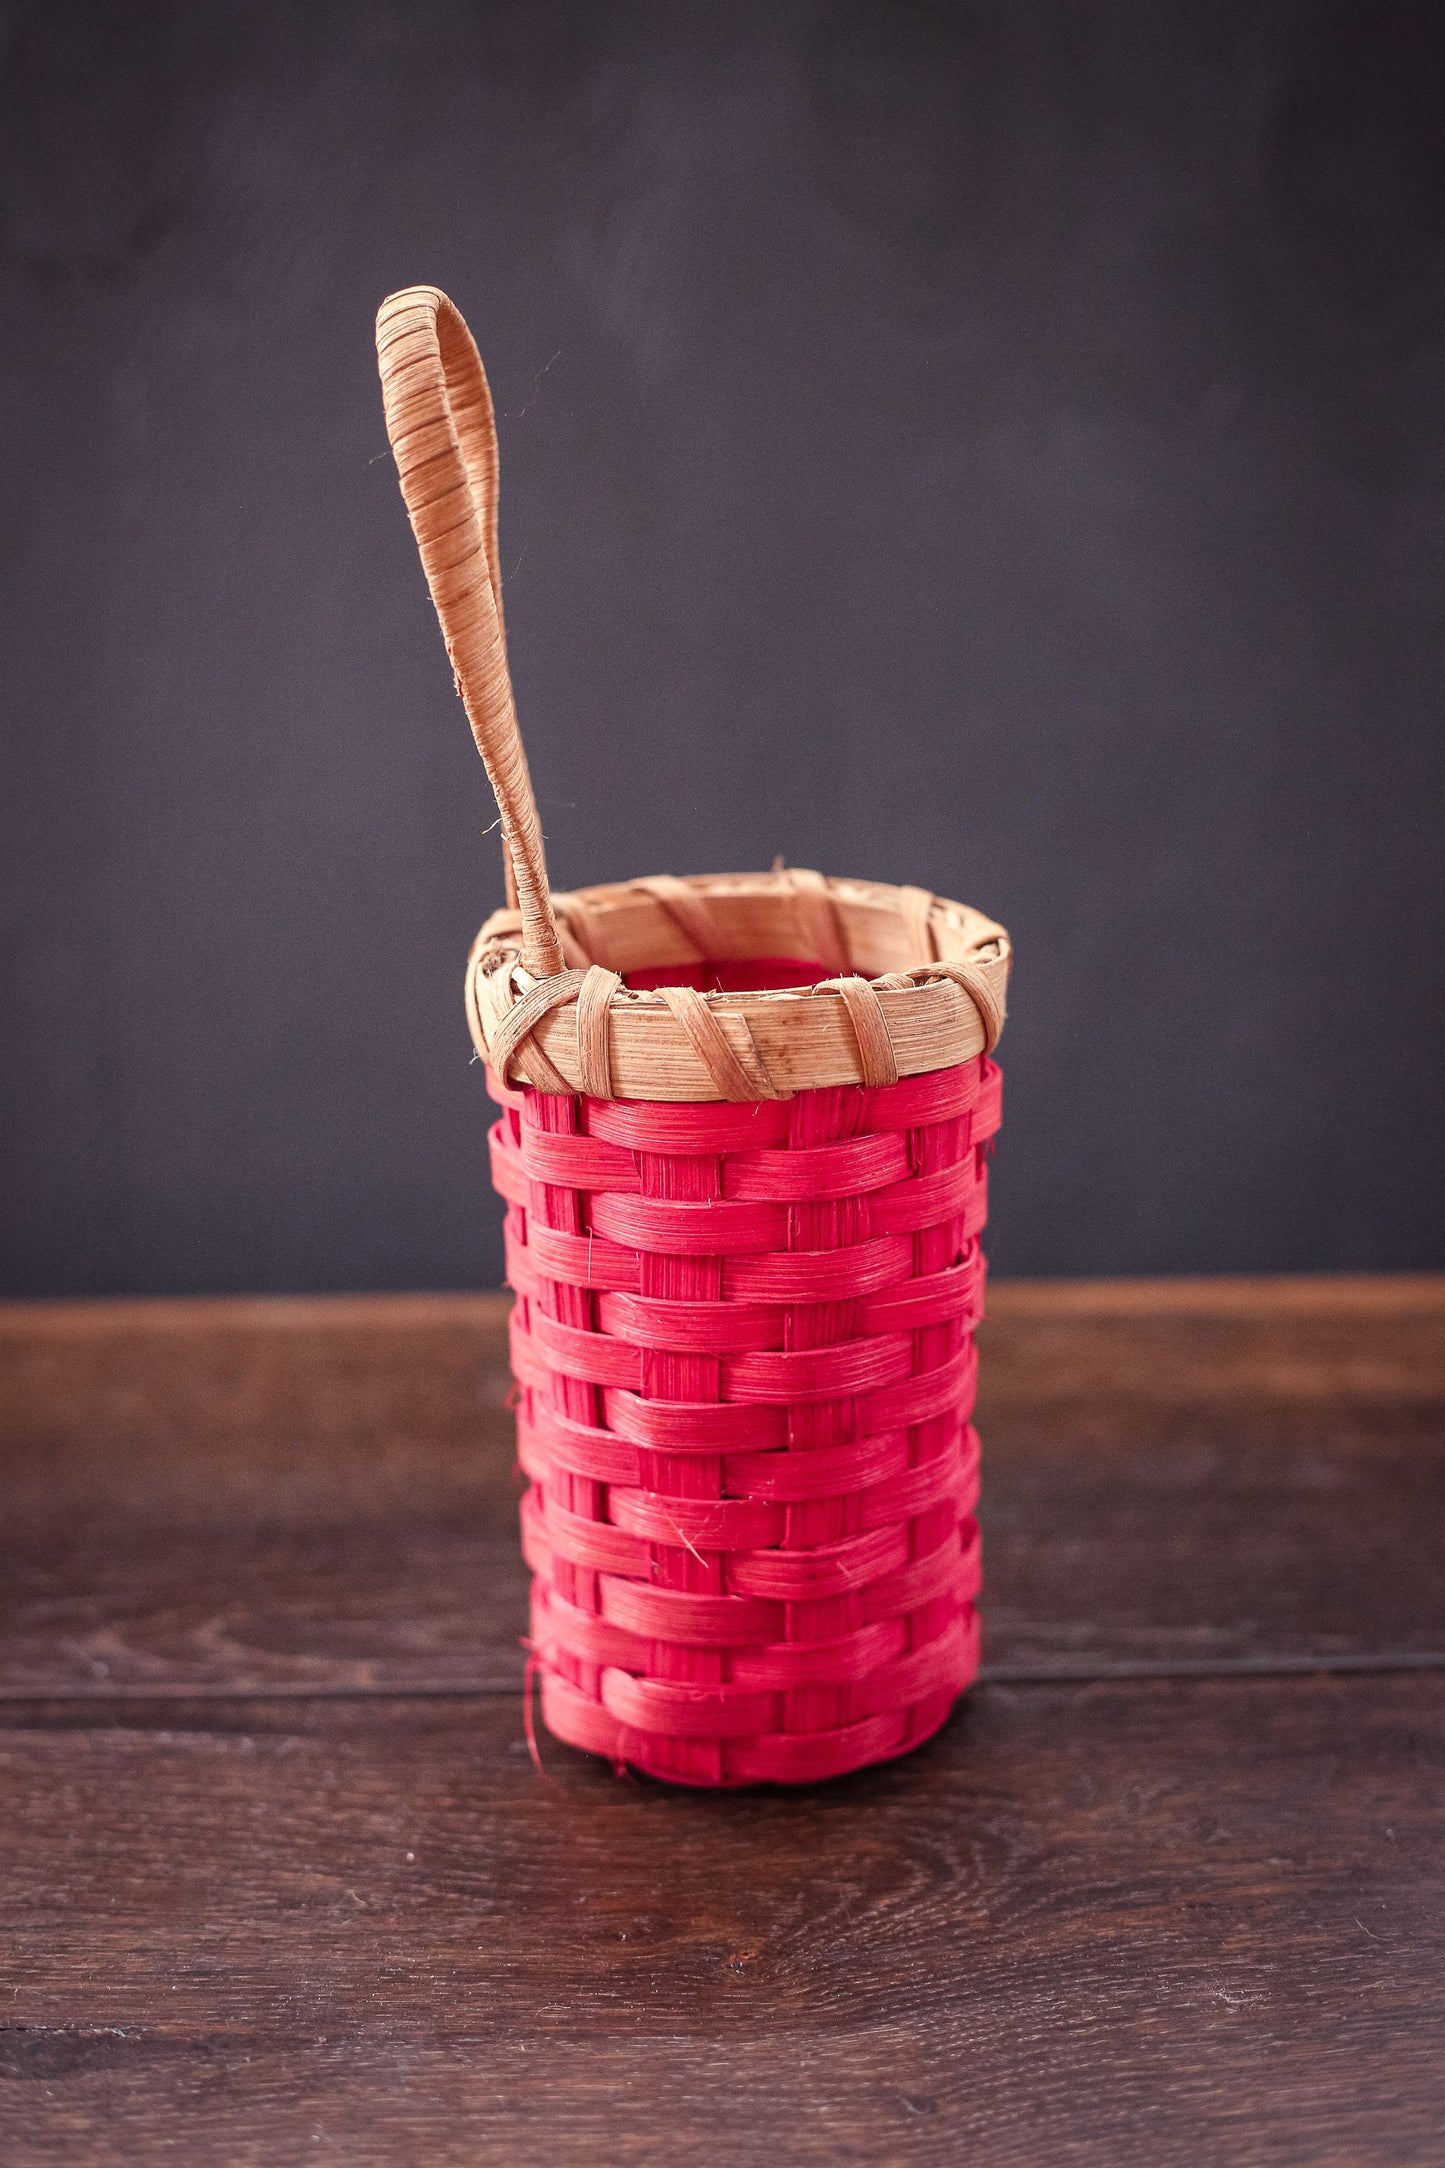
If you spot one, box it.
[375,283,1011,1786]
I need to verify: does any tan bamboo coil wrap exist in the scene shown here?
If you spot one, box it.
[467,875,1009,1102]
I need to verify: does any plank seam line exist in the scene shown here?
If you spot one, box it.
[1,1650,1443,1705]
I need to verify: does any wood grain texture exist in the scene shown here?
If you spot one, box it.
[2,1280,1442,2163]
[1,1281,1441,1696]
[2,1677,1442,2166]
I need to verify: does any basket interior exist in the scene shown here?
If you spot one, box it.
[625,957,830,994]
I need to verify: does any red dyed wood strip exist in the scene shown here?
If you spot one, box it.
[516,1226,925,1308]
[530,1584,652,1675]
[521,1309,642,1390]
[857,1432,977,1530]
[848,1614,976,1719]
[596,1291,784,1354]
[506,1227,635,1306]
[600,1669,776,1739]
[721,1132,909,1202]
[867,1062,987,1130]
[868,1157,986,1238]
[858,1523,981,1627]
[487,1125,532,1209]
[522,1490,648,1578]
[523,1402,647,1485]
[724,1523,909,1601]
[722,1710,916,1787]
[726,1616,906,1688]
[864,1339,977,1430]
[515,1129,640,1190]
[722,1332,913,1405]
[590,1191,786,1255]
[860,1255,983,1334]
[725,1236,914,1301]
[538,1671,620,1758]
[606,1488,783,1548]
[721,1431,912,1501]
[517,1222,641,1290]
[603,1389,786,1451]
[974,1058,1003,1138]
[598,1576,783,1647]
[586,1097,791,1153]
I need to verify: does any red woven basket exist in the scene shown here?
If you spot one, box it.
[377,288,1011,1786]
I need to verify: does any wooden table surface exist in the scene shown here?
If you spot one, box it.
[2,1277,1442,2166]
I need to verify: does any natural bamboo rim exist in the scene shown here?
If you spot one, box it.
[376,286,1012,1101]
[466,870,1009,1101]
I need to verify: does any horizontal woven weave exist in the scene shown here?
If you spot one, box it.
[491,1052,1001,1785]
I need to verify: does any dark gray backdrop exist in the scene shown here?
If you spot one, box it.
[3,0,1443,1297]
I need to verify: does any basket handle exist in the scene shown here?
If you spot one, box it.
[375,286,563,980]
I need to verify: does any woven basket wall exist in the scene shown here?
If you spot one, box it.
[494,1045,999,1785]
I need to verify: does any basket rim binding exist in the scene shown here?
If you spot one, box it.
[376,284,1011,1101]
[468,872,1008,1101]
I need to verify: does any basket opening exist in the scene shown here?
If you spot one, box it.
[625,957,830,996]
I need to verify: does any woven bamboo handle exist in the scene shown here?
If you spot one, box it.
[376,286,563,979]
